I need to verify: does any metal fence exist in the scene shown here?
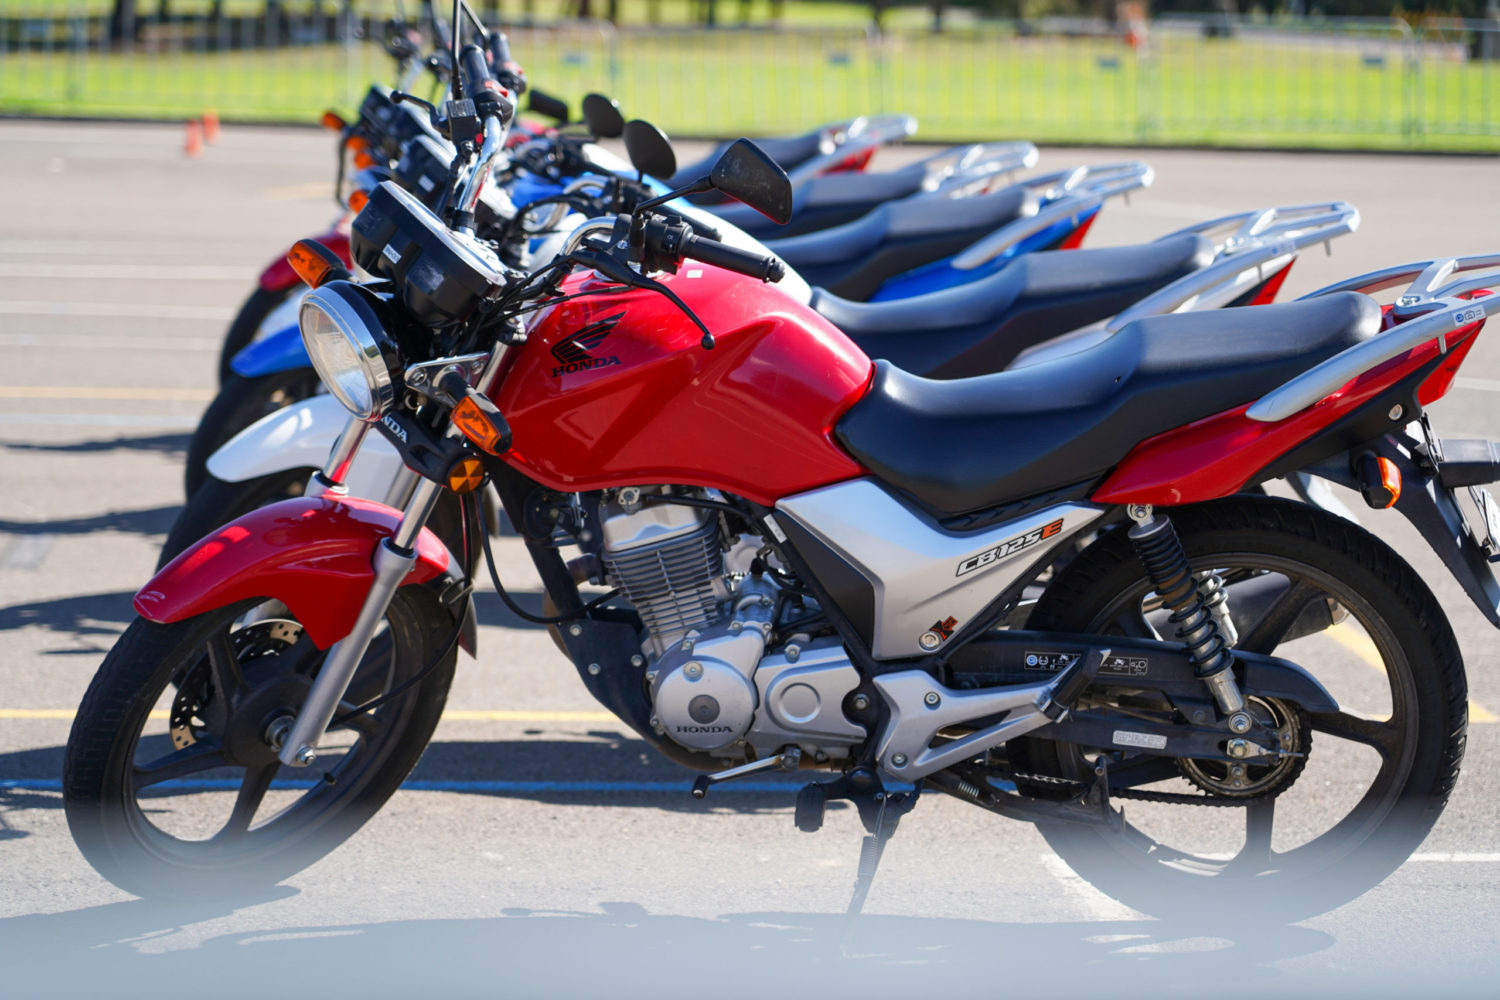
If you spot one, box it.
[0,8,1496,151]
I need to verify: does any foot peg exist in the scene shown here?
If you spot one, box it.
[690,748,800,799]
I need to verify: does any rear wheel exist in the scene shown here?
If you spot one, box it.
[63,587,457,899]
[1017,497,1467,920]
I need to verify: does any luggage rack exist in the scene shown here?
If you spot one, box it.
[1245,253,1500,422]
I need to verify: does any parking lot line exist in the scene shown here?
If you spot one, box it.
[0,708,617,723]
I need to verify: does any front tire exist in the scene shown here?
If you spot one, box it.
[1019,496,1467,921]
[63,587,457,899]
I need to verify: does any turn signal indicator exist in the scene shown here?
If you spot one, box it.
[286,239,347,289]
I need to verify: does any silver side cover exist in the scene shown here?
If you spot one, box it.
[777,479,1107,659]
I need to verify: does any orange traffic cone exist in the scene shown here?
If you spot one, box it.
[184,120,204,158]
[202,110,220,144]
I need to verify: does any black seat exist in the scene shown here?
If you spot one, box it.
[766,185,1036,301]
[714,163,931,239]
[811,234,1214,378]
[834,292,1382,516]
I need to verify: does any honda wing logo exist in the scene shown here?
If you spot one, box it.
[551,312,625,376]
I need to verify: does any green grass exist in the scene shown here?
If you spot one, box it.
[2,23,1498,151]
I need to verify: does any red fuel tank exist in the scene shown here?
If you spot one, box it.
[490,267,873,505]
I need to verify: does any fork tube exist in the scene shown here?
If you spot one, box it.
[277,476,446,767]
[310,414,372,496]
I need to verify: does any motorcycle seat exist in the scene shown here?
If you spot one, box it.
[671,131,826,191]
[833,291,1381,516]
[715,164,931,239]
[810,234,1214,378]
[766,185,1037,301]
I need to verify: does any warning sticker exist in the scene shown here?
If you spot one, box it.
[1023,652,1149,676]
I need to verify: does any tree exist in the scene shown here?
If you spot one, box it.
[108,0,137,42]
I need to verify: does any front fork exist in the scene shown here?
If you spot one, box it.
[276,414,439,768]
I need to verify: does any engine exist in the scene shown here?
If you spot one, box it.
[598,488,867,761]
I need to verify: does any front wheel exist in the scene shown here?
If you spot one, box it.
[63,587,457,899]
[1017,496,1468,921]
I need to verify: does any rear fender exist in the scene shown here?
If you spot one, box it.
[204,394,407,502]
[136,495,470,650]
[258,229,352,292]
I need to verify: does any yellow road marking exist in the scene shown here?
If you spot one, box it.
[0,386,215,401]
[0,708,616,723]
[1327,622,1497,723]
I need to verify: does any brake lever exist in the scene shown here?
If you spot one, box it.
[571,249,715,349]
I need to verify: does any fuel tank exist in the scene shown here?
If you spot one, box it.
[491,267,873,505]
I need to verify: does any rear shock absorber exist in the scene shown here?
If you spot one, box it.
[1125,504,1252,729]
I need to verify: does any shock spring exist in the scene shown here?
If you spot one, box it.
[1127,509,1246,716]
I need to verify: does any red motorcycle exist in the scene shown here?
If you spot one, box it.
[64,42,1500,922]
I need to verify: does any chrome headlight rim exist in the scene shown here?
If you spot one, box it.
[298,283,397,423]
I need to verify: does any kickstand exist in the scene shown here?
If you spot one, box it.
[842,785,917,953]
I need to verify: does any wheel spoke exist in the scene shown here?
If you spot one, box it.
[212,764,278,843]
[1229,799,1276,872]
[1306,710,1399,759]
[132,741,228,791]
[204,629,246,727]
[331,700,382,740]
[1108,605,1159,640]
[1237,577,1323,655]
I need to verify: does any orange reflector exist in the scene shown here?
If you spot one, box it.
[452,397,509,455]
[347,189,369,214]
[1376,456,1402,507]
[445,457,487,494]
[353,150,379,169]
[286,240,340,289]
[321,110,348,131]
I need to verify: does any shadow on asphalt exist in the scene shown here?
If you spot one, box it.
[0,889,1365,1000]
[0,590,136,647]
[0,432,189,457]
[0,505,177,539]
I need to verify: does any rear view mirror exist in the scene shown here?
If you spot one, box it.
[709,139,793,224]
[622,120,678,182]
[580,93,624,139]
[527,89,569,124]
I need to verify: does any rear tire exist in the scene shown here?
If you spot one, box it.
[64,587,457,899]
[1018,496,1467,921]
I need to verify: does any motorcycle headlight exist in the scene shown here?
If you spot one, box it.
[299,283,398,422]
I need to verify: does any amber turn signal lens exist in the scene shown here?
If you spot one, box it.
[1356,451,1402,509]
[286,240,340,290]
[321,110,348,131]
[445,457,487,494]
[347,189,369,214]
[452,397,509,455]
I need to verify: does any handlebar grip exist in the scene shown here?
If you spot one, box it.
[680,233,786,283]
[459,43,494,93]
[487,33,526,94]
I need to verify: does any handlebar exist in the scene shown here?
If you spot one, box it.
[679,231,786,283]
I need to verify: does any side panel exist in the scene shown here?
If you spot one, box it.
[777,478,1106,659]
[135,495,453,649]
[492,269,872,506]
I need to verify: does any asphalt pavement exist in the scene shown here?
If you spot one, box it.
[2,120,1500,998]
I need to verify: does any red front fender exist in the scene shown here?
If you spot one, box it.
[258,227,352,292]
[136,495,455,649]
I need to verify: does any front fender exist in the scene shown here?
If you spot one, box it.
[136,495,458,649]
[229,320,309,378]
[204,394,406,502]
